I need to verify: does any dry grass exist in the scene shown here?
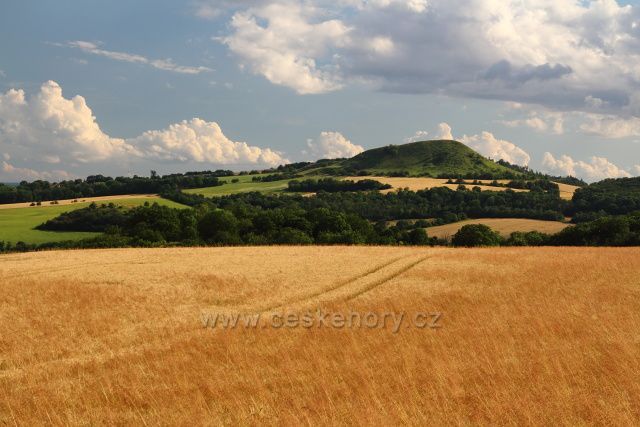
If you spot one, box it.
[553,182,581,201]
[1,247,640,425]
[344,176,530,194]
[427,218,572,239]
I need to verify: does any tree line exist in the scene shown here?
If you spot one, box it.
[286,178,392,193]
[0,171,228,204]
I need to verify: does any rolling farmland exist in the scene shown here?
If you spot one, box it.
[1,247,639,424]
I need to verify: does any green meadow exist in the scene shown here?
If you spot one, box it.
[183,174,296,197]
[0,197,186,244]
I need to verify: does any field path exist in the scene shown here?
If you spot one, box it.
[203,254,430,314]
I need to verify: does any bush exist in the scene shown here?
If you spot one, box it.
[407,228,431,245]
[452,224,502,247]
[505,231,549,246]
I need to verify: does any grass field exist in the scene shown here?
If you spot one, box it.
[1,246,639,424]
[426,218,572,239]
[0,196,186,244]
[183,174,295,197]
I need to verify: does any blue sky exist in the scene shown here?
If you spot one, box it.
[1,0,640,181]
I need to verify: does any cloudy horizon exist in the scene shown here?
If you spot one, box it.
[2,0,640,182]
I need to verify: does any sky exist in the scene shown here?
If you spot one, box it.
[1,0,640,182]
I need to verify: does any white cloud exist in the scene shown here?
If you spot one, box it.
[461,131,531,166]
[634,165,640,175]
[404,130,429,143]
[405,122,453,142]
[222,2,348,94]
[579,114,640,138]
[500,110,565,134]
[130,118,288,166]
[435,122,453,140]
[305,132,364,159]
[542,152,631,182]
[0,81,137,163]
[0,82,290,180]
[2,161,75,182]
[502,117,546,132]
[219,0,640,130]
[63,41,212,75]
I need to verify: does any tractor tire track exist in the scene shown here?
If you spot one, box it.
[202,256,405,313]
[204,254,430,315]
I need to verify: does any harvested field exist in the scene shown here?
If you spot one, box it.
[426,218,572,239]
[1,246,640,425]
[554,182,582,200]
[344,176,529,193]
[0,194,160,210]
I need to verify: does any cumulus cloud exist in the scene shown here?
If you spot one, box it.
[219,0,640,126]
[0,81,137,163]
[500,109,565,134]
[461,131,531,166]
[2,161,76,182]
[130,119,288,166]
[404,130,429,143]
[542,152,631,182]
[222,2,348,94]
[62,41,212,75]
[579,114,640,138]
[305,132,364,159]
[0,82,289,180]
[435,123,453,140]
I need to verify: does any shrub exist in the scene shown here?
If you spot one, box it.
[452,224,502,247]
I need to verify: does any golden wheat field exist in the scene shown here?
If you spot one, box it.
[2,247,640,425]
[344,176,530,194]
[426,218,572,239]
[344,177,580,200]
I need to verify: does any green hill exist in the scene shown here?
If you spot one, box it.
[293,140,523,178]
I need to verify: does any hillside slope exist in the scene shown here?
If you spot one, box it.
[344,140,516,176]
[293,140,522,178]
